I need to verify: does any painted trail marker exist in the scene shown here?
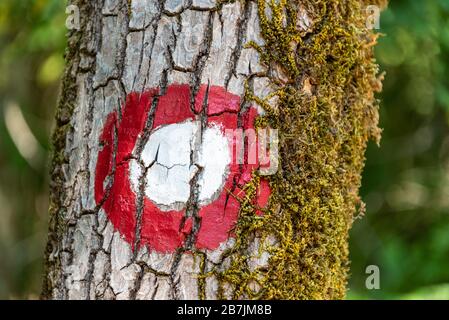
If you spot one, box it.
[95,84,271,253]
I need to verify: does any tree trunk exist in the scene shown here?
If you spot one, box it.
[42,0,385,300]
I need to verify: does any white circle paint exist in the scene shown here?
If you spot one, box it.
[129,120,231,212]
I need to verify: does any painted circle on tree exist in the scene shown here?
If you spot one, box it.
[94,84,270,253]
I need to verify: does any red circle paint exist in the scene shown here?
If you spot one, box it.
[94,84,271,253]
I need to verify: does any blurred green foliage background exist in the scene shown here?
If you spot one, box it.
[349,0,449,299]
[0,0,448,299]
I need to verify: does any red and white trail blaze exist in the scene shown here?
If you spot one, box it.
[95,84,271,253]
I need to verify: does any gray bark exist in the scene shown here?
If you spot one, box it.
[42,0,288,300]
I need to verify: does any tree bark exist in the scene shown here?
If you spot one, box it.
[42,0,385,300]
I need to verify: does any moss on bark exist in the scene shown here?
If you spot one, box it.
[214,0,387,299]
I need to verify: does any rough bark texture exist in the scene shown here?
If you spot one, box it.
[42,0,385,300]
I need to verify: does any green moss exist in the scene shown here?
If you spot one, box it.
[213,0,387,300]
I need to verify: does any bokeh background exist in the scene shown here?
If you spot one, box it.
[0,0,448,299]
